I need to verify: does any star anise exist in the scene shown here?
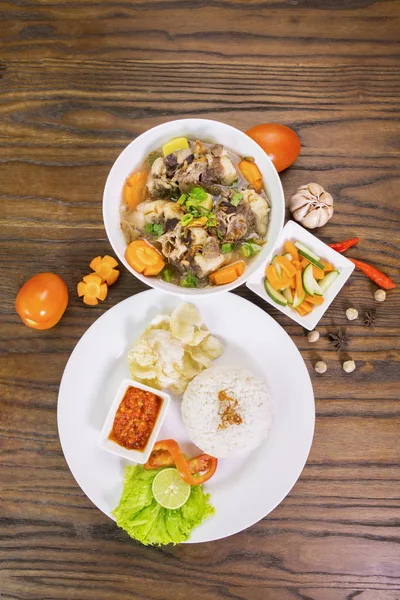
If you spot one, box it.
[363,309,377,327]
[328,330,350,351]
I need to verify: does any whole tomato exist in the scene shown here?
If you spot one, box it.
[245,123,301,173]
[15,273,68,330]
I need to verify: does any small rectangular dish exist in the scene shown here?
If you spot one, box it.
[99,378,170,464]
[246,220,355,330]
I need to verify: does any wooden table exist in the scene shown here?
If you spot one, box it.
[1,1,399,598]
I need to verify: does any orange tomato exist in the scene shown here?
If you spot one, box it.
[15,273,68,330]
[245,123,301,172]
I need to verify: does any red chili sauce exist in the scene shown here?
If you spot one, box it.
[109,386,162,451]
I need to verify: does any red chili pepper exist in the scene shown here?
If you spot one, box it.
[144,439,218,486]
[328,238,360,253]
[348,258,396,290]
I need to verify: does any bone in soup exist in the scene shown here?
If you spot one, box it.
[120,137,270,288]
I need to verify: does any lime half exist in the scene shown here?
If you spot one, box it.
[152,468,191,510]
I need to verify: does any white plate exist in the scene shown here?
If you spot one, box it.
[246,220,355,330]
[57,290,315,543]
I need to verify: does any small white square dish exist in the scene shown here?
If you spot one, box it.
[99,378,170,464]
[246,220,355,330]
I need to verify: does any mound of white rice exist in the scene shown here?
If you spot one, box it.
[181,365,272,458]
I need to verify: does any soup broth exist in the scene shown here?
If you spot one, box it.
[120,137,270,288]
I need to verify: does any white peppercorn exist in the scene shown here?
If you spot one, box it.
[346,308,358,321]
[343,360,356,373]
[315,361,327,374]
[307,330,320,343]
[374,289,386,302]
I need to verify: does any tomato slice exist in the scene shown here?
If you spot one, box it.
[144,440,218,486]
[188,454,218,485]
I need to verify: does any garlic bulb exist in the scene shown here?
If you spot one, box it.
[289,183,334,229]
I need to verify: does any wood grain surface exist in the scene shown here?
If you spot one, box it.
[0,0,399,599]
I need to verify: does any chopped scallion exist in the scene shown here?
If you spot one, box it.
[181,272,198,288]
[231,192,243,207]
[181,213,194,227]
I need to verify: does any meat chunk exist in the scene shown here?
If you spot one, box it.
[242,189,270,237]
[210,144,224,157]
[125,200,168,229]
[202,236,221,259]
[189,227,208,246]
[226,213,248,241]
[121,220,139,245]
[219,156,237,185]
[164,218,179,232]
[175,148,194,165]
[158,224,187,262]
[237,199,257,233]
[173,159,208,192]
[193,252,225,278]
[164,153,178,178]
[163,201,184,221]
[147,157,178,197]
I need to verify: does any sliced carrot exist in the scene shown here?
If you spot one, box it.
[123,171,148,211]
[77,274,108,306]
[305,294,324,306]
[284,240,299,261]
[300,257,310,268]
[295,305,307,316]
[278,271,292,288]
[125,240,165,277]
[83,273,103,285]
[289,274,296,289]
[312,266,325,280]
[266,265,282,291]
[292,259,302,270]
[238,159,263,193]
[320,259,335,272]
[276,255,297,278]
[210,261,245,285]
[90,255,120,285]
[295,270,304,298]
[77,281,86,297]
[298,300,313,314]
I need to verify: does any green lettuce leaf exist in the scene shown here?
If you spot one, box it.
[112,465,215,546]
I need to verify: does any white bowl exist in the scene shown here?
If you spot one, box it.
[99,378,170,464]
[246,220,355,330]
[103,118,285,295]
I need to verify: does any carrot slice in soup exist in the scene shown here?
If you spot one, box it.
[123,171,148,211]
[125,240,165,277]
[209,261,245,285]
[238,160,263,193]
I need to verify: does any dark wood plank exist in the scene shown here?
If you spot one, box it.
[0,0,399,599]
